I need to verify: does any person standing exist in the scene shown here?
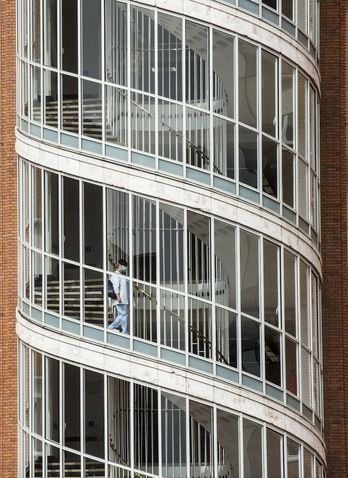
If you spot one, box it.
[108,259,130,334]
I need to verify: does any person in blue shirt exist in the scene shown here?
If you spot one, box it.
[108,259,130,334]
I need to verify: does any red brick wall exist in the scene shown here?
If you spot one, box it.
[0,0,18,476]
[321,1,348,476]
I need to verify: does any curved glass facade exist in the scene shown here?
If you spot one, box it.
[16,0,324,476]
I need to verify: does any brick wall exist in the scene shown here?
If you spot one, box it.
[321,1,348,476]
[0,0,19,476]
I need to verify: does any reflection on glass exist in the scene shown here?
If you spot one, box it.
[282,61,294,147]
[243,419,262,477]
[240,230,259,318]
[300,261,310,347]
[33,168,42,249]
[43,0,57,68]
[298,159,308,221]
[298,73,307,160]
[301,347,311,407]
[311,272,318,356]
[85,370,104,459]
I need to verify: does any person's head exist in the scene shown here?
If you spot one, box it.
[117,259,128,274]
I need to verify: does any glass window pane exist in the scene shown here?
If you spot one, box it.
[216,308,237,367]
[297,0,308,34]
[239,126,258,189]
[43,69,58,127]
[298,159,308,221]
[63,177,80,262]
[265,326,281,386]
[63,262,80,319]
[242,317,260,377]
[262,51,277,137]
[84,182,103,267]
[300,261,310,347]
[82,0,101,79]
[32,65,42,123]
[213,30,234,119]
[159,204,184,290]
[134,385,158,473]
[106,189,129,271]
[33,251,43,306]
[32,168,43,249]
[240,230,259,318]
[43,0,57,67]
[304,448,314,477]
[298,73,307,160]
[188,298,212,360]
[83,268,104,326]
[158,13,183,102]
[133,283,157,342]
[311,272,318,356]
[131,7,155,93]
[262,136,278,197]
[239,40,257,128]
[187,212,211,297]
[213,117,235,179]
[45,357,60,443]
[105,1,127,86]
[132,196,156,283]
[161,392,187,477]
[282,0,294,20]
[61,74,78,134]
[282,62,294,148]
[285,337,298,395]
[263,240,279,326]
[215,220,236,309]
[44,171,60,254]
[284,250,296,336]
[33,351,43,435]
[160,291,185,350]
[64,364,80,451]
[287,438,300,478]
[189,401,213,476]
[282,148,294,208]
[105,85,128,146]
[217,411,239,477]
[158,99,184,162]
[301,347,311,407]
[82,80,103,140]
[62,0,78,73]
[45,256,59,312]
[186,106,210,170]
[108,377,130,465]
[85,370,104,458]
[131,92,156,155]
[243,419,262,477]
[185,21,209,108]
[267,429,282,478]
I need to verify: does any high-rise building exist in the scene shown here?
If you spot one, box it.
[0,0,345,476]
